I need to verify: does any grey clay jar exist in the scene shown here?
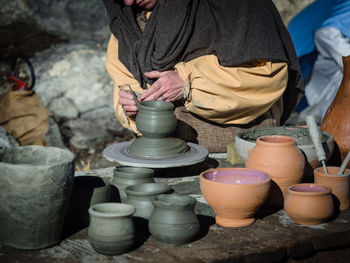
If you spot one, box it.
[88,203,136,256]
[149,194,200,246]
[0,146,75,249]
[111,166,155,203]
[127,100,189,158]
[125,183,171,219]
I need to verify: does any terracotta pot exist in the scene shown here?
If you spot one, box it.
[246,135,305,208]
[149,194,199,246]
[125,183,171,219]
[321,56,350,167]
[111,166,154,203]
[199,168,271,227]
[314,166,350,211]
[235,126,334,169]
[88,203,135,255]
[284,184,334,225]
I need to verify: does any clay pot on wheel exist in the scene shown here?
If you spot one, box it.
[127,100,189,159]
[284,184,334,225]
[314,166,350,211]
[111,166,154,203]
[149,194,200,246]
[200,168,271,227]
[246,135,305,208]
[88,203,136,255]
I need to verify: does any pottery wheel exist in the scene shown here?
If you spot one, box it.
[103,142,209,168]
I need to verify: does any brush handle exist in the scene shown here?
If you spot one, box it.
[337,151,350,175]
[306,116,326,162]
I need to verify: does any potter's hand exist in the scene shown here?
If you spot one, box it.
[140,70,185,102]
[118,90,139,116]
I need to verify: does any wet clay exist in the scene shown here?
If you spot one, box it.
[241,126,328,145]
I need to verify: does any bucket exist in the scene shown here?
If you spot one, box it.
[0,145,75,249]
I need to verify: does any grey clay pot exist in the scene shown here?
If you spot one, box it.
[125,183,171,219]
[127,100,189,159]
[88,203,136,256]
[149,193,200,246]
[111,166,155,203]
[0,146,75,249]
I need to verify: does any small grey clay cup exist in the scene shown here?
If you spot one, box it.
[111,166,155,203]
[125,183,172,219]
[88,203,136,256]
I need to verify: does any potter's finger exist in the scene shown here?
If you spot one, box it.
[119,90,134,100]
[123,105,138,112]
[144,70,162,79]
[119,97,137,106]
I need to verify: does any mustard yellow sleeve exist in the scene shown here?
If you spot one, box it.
[106,34,144,133]
[174,55,288,124]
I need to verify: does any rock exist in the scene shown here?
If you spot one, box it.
[0,0,109,40]
[33,41,114,121]
[0,126,20,149]
[44,117,66,149]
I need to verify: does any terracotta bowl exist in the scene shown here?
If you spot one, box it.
[284,184,334,225]
[199,168,271,227]
[235,126,334,168]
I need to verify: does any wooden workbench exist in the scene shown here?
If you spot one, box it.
[1,156,350,263]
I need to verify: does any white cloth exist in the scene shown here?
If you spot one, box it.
[299,27,350,123]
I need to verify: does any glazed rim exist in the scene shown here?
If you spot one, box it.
[114,166,154,177]
[288,183,331,195]
[88,203,136,217]
[200,168,271,186]
[315,166,350,177]
[257,135,296,145]
[124,183,171,196]
[138,100,174,111]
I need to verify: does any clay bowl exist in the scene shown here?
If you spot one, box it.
[235,126,334,168]
[199,168,271,227]
[284,184,334,225]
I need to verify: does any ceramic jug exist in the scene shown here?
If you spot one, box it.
[321,55,350,167]
[88,203,136,255]
[149,194,200,246]
[111,166,154,203]
[246,135,305,208]
[125,183,171,219]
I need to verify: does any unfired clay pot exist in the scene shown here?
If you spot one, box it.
[125,183,171,219]
[200,168,271,227]
[111,166,155,203]
[284,184,334,225]
[0,146,75,249]
[246,135,305,208]
[149,194,199,246]
[314,166,350,211]
[127,100,189,159]
[88,203,136,255]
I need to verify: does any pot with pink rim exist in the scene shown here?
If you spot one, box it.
[284,183,334,225]
[199,168,271,228]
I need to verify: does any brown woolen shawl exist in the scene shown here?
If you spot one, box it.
[103,0,304,124]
